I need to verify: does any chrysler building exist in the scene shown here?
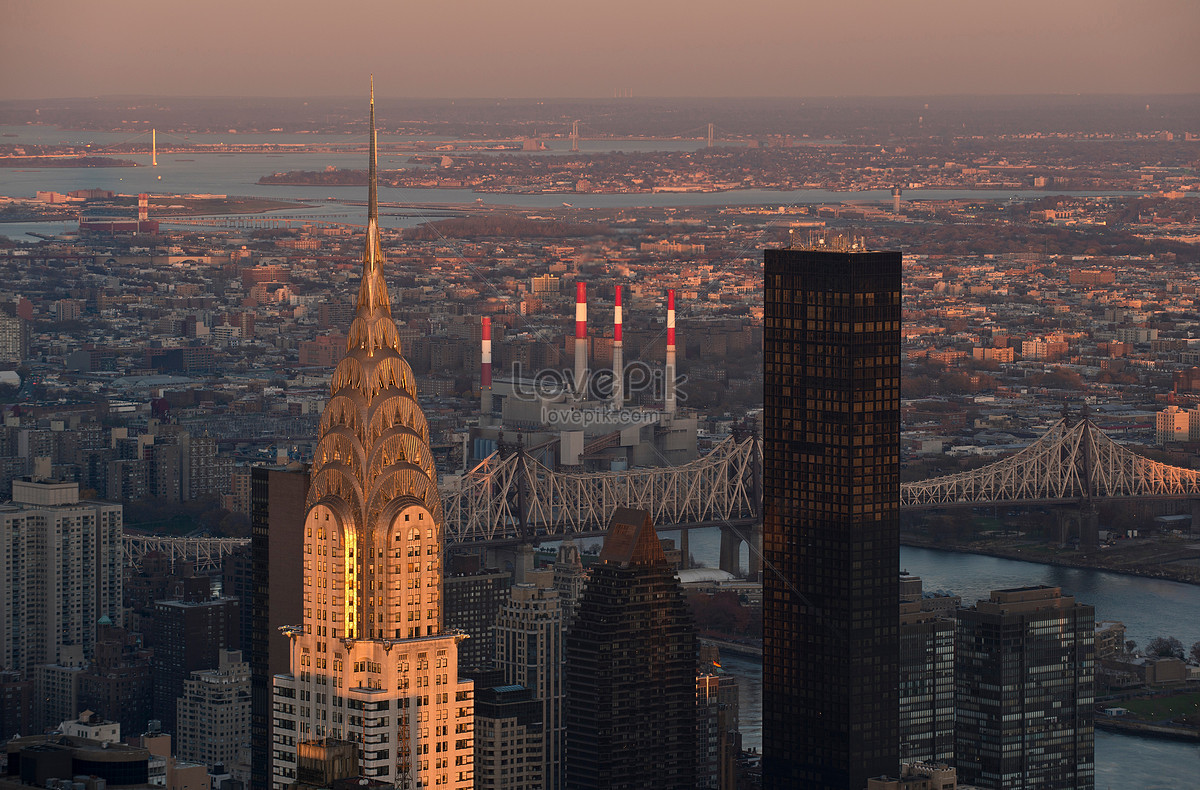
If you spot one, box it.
[272,80,474,789]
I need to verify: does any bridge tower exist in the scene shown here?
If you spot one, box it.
[1079,406,1100,550]
[570,119,580,152]
[715,421,764,581]
[717,522,763,581]
[719,526,741,576]
[707,122,714,148]
[1045,407,1101,550]
[482,434,539,580]
[1055,504,1100,551]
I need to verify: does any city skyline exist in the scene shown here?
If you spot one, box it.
[3,28,1200,785]
[2,0,1198,99]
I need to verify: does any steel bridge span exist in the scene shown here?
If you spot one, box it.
[125,415,1200,578]
[123,534,249,574]
[901,414,1200,508]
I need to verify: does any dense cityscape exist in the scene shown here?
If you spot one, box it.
[3,6,1200,790]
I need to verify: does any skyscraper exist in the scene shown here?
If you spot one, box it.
[250,465,310,790]
[271,82,474,790]
[223,545,254,675]
[78,622,154,736]
[33,644,85,731]
[494,571,563,789]
[695,672,737,790]
[899,576,955,765]
[0,669,34,738]
[473,681,545,790]
[150,585,240,734]
[551,538,587,626]
[564,507,697,789]
[762,243,902,790]
[442,552,511,674]
[176,648,251,771]
[0,301,29,364]
[956,586,1095,790]
[185,431,222,500]
[0,479,123,674]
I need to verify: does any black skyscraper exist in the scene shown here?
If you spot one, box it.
[762,244,902,790]
[249,465,309,790]
[564,507,697,790]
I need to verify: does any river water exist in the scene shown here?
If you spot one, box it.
[0,123,1149,241]
[659,532,1200,789]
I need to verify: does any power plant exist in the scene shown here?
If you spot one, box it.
[465,283,698,473]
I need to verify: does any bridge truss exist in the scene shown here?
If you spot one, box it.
[441,434,762,545]
[125,415,1200,566]
[123,534,249,573]
[901,414,1200,508]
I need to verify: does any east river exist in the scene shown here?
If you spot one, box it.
[670,534,1200,790]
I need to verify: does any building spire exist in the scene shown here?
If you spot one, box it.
[369,74,377,223]
[357,74,390,314]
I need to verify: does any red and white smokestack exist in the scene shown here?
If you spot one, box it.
[612,286,623,410]
[665,289,677,414]
[575,282,587,398]
[138,194,149,223]
[481,316,493,419]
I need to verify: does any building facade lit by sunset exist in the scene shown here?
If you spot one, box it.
[271,83,473,789]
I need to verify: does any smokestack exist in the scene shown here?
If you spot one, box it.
[481,316,492,420]
[612,286,623,410]
[665,289,676,414]
[138,194,149,223]
[575,282,587,399]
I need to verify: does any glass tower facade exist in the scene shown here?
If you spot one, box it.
[955,586,1095,790]
[899,603,955,764]
[250,466,309,790]
[564,507,697,789]
[762,246,901,790]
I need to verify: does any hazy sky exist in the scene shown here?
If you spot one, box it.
[2,0,1198,99]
